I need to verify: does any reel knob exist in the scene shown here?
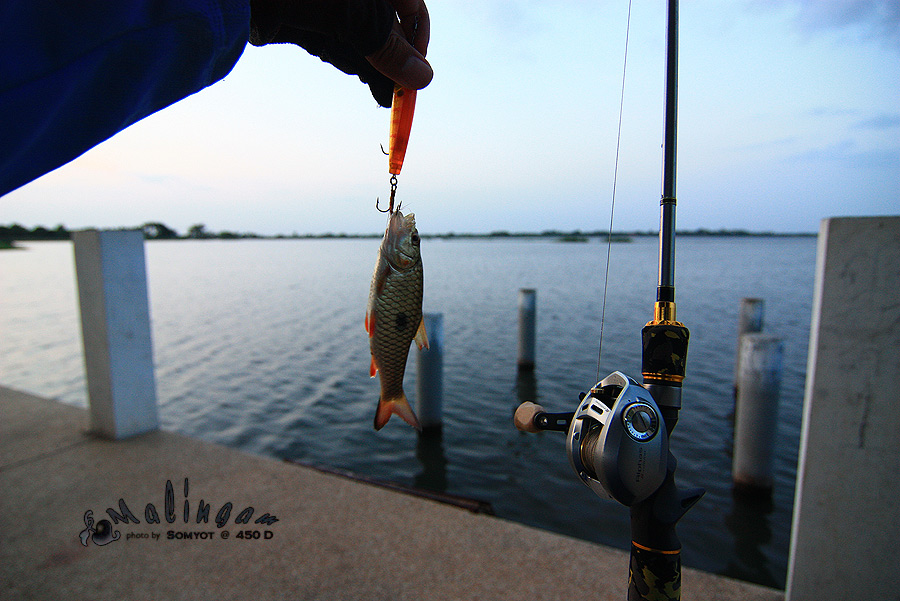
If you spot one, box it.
[514,402,545,433]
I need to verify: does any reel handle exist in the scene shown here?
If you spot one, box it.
[514,402,573,433]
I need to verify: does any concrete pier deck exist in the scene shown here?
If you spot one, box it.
[1,386,783,601]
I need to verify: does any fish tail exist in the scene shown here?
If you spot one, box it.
[374,393,422,432]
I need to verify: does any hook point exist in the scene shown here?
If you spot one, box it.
[375,197,391,213]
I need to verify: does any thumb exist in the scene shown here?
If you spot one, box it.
[365,25,433,90]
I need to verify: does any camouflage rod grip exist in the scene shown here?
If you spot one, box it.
[628,543,681,601]
[626,449,703,601]
[641,321,689,386]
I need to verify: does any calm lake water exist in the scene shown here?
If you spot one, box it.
[0,235,817,588]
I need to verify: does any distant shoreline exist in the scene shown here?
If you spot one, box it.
[1,222,817,245]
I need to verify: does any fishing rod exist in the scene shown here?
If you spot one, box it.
[514,2,703,599]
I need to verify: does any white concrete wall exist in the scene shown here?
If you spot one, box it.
[73,229,158,439]
[786,216,900,599]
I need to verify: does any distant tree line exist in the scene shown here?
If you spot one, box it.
[141,222,264,240]
[1,222,816,245]
[0,222,265,242]
[0,223,70,241]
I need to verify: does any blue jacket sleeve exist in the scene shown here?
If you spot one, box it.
[0,0,250,197]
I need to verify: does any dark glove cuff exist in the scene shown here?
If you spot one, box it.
[340,0,393,57]
[248,0,396,106]
[249,0,394,56]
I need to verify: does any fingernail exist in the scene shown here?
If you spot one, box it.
[401,56,433,89]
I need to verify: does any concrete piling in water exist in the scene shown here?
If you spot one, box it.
[732,333,783,494]
[734,298,765,398]
[517,289,536,371]
[72,229,159,439]
[416,313,444,433]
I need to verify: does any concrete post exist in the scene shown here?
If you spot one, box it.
[517,289,536,371]
[734,298,765,398]
[732,333,783,493]
[73,229,159,439]
[786,216,900,601]
[416,313,444,432]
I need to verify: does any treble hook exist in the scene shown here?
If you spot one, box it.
[375,175,400,214]
[375,196,392,213]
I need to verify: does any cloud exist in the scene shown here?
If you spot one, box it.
[806,106,858,118]
[750,0,900,45]
[802,109,900,132]
[792,139,900,169]
[846,147,900,170]
[853,113,900,130]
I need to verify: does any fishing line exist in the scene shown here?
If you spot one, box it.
[597,0,633,383]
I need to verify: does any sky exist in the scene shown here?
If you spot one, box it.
[2,0,898,236]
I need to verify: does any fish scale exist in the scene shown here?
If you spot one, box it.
[371,265,422,400]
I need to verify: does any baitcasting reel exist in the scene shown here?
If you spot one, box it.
[515,371,668,506]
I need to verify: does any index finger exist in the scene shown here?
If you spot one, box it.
[389,0,430,56]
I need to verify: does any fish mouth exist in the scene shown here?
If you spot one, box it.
[388,210,416,236]
[383,210,420,269]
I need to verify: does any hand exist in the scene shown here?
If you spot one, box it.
[365,1,431,90]
[249,0,432,107]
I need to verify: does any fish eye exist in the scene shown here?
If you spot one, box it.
[411,233,420,244]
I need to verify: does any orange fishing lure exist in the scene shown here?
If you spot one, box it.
[388,86,417,177]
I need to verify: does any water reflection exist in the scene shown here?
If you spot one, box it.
[516,368,538,406]
[414,429,448,492]
[723,489,779,588]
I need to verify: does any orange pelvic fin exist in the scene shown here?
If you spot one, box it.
[414,317,429,350]
[369,355,379,378]
[364,312,374,337]
[374,393,422,431]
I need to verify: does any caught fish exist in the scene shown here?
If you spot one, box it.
[365,210,428,430]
